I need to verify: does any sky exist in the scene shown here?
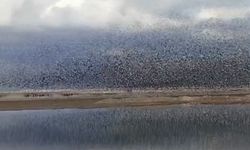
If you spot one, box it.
[0,0,249,28]
[0,0,250,89]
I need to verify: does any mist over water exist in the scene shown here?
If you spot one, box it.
[0,105,250,150]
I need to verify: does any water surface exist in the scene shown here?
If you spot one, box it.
[0,105,250,150]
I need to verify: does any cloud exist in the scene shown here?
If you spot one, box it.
[0,0,249,28]
[197,7,250,20]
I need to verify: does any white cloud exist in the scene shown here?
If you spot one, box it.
[0,0,249,28]
[41,0,125,27]
[197,7,250,20]
[0,0,23,25]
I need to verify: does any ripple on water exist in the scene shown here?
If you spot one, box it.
[0,105,250,150]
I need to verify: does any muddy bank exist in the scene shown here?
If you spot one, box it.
[0,88,250,110]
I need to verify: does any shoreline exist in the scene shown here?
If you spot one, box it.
[0,88,250,111]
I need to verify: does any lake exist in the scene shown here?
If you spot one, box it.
[0,105,250,150]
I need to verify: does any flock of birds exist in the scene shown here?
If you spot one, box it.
[0,19,249,90]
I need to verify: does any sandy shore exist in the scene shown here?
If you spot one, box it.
[0,88,250,110]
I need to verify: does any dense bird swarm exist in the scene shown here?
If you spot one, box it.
[0,20,250,90]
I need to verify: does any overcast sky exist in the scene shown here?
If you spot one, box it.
[0,0,249,28]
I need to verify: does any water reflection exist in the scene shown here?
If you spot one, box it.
[0,105,250,150]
